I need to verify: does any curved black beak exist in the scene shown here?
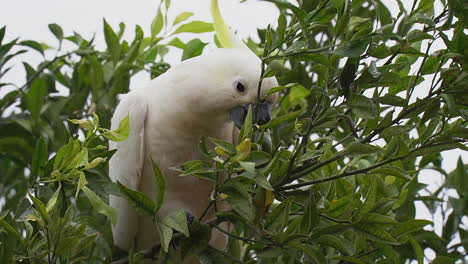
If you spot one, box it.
[230,102,272,129]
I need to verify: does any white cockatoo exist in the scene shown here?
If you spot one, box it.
[109,0,278,253]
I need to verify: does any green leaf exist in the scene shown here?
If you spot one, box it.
[377,94,407,107]
[168,37,186,49]
[210,137,236,155]
[0,218,24,245]
[46,185,61,214]
[420,98,440,124]
[219,181,255,221]
[360,178,377,215]
[64,147,88,171]
[180,221,211,257]
[174,160,220,180]
[103,19,121,63]
[31,137,47,180]
[151,7,164,37]
[239,171,273,191]
[407,29,433,43]
[333,256,366,264]
[391,219,432,238]
[277,11,287,43]
[172,21,214,35]
[369,166,411,181]
[316,235,354,255]
[301,190,319,234]
[156,221,173,253]
[238,105,253,143]
[239,161,255,173]
[54,138,80,171]
[25,77,47,123]
[75,173,88,199]
[353,223,399,244]
[82,186,117,225]
[28,192,48,222]
[48,23,64,41]
[101,114,129,142]
[162,210,189,237]
[408,236,424,264]
[333,39,369,57]
[0,26,5,44]
[266,83,298,96]
[151,157,165,214]
[182,38,207,61]
[287,241,326,264]
[243,151,271,166]
[347,94,377,119]
[345,141,381,155]
[265,197,292,233]
[173,12,194,25]
[360,213,398,225]
[381,125,413,138]
[117,181,156,216]
[19,40,44,55]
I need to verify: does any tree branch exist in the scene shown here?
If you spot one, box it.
[277,141,461,191]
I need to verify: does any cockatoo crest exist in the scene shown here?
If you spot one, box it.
[211,0,251,52]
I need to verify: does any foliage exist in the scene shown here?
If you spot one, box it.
[1,0,467,263]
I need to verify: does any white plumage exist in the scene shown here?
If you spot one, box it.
[109,0,278,255]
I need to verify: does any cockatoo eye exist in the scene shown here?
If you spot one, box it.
[236,82,246,93]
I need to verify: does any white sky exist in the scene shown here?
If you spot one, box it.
[0,0,466,261]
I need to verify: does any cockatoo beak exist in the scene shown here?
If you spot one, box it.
[230,101,272,129]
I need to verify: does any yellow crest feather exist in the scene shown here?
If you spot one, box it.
[211,0,233,48]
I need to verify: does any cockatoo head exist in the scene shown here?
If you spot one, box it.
[179,47,277,129]
[161,0,278,129]
[203,0,278,128]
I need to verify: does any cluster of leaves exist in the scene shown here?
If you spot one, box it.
[171,0,467,262]
[1,0,467,263]
[0,0,216,262]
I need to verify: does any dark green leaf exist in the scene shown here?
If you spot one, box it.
[48,23,64,41]
[103,19,121,62]
[117,181,156,216]
[151,157,165,214]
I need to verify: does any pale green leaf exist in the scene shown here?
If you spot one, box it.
[172,21,214,35]
[162,210,189,237]
[173,12,194,25]
[82,186,117,225]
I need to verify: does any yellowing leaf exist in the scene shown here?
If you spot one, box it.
[68,118,94,130]
[83,157,107,170]
[101,114,130,142]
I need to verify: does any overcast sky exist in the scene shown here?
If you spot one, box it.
[1,0,466,260]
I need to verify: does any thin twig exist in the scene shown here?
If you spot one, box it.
[213,225,279,247]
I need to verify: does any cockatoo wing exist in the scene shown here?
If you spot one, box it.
[109,90,148,250]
